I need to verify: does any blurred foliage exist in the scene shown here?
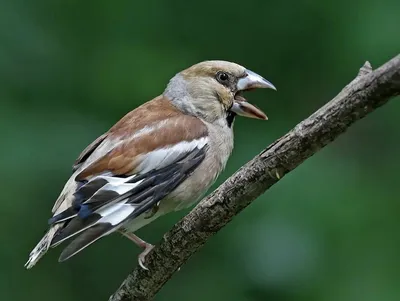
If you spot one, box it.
[1,0,399,300]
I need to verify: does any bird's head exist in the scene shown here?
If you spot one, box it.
[164,60,276,124]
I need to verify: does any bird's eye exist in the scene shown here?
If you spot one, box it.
[216,71,230,84]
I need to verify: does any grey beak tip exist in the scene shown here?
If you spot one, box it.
[264,80,277,91]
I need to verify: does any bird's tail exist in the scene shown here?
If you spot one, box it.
[25,225,61,269]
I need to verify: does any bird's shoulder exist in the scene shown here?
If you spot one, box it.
[108,95,182,136]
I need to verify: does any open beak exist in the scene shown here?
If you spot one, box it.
[230,69,276,120]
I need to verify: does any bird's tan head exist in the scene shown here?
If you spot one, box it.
[164,60,276,125]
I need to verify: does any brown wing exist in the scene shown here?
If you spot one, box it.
[46,95,209,261]
[76,113,208,180]
[72,95,180,172]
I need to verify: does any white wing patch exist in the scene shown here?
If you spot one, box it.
[97,204,136,225]
[127,119,170,142]
[138,137,209,173]
[97,181,143,196]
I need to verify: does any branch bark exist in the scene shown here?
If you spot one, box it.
[109,54,400,301]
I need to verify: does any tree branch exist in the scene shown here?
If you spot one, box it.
[109,54,400,301]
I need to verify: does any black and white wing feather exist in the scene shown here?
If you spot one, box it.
[49,144,207,261]
[25,97,210,268]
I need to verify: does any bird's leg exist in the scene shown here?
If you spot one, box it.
[119,230,149,248]
[118,230,154,270]
[137,243,155,270]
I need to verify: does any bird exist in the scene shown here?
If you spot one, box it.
[25,60,276,270]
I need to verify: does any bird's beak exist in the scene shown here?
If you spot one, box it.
[230,69,276,120]
[230,101,268,120]
[237,69,276,91]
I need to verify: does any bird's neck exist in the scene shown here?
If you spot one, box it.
[164,74,225,124]
[164,74,200,116]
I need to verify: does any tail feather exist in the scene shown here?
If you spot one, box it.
[58,223,114,262]
[48,208,78,225]
[50,214,101,248]
[25,225,60,269]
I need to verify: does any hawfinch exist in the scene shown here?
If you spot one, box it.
[25,60,275,269]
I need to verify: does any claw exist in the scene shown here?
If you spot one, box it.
[268,168,282,180]
[138,256,148,270]
[138,243,154,270]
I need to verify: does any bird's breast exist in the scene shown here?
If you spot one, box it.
[166,120,234,211]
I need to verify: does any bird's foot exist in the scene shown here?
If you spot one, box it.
[118,230,154,270]
[138,243,154,270]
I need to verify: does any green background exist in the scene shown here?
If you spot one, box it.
[1,0,399,300]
